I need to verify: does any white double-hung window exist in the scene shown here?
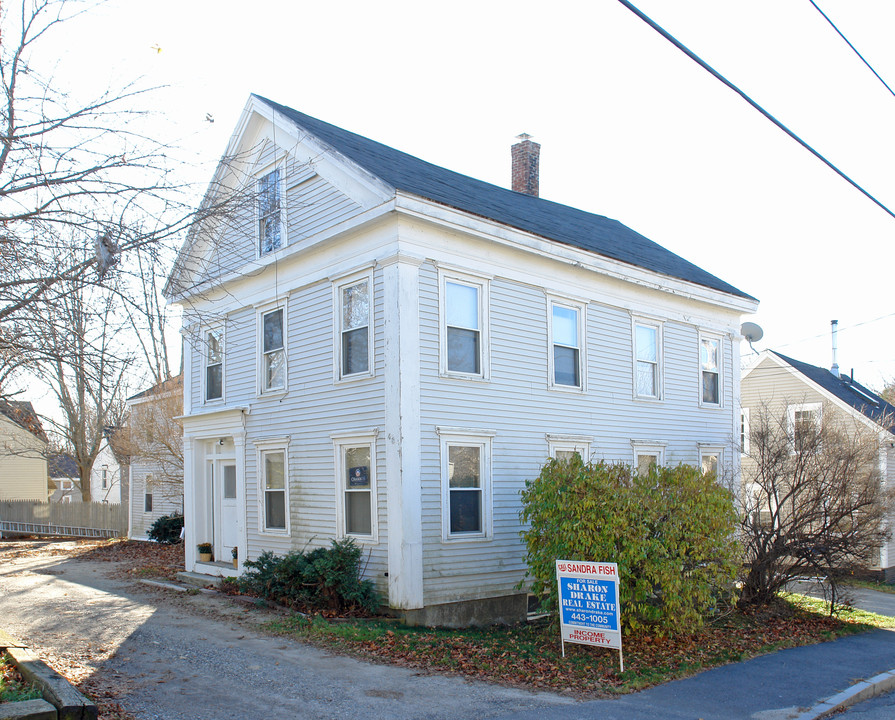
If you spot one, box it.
[336,275,371,379]
[546,433,592,462]
[333,432,377,541]
[788,402,822,452]
[634,320,662,399]
[549,300,584,389]
[699,334,722,406]
[258,168,283,255]
[260,307,286,393]
[699,445,724,479]
[438,427,494,541]
[259,445,289,534]
[632,441,666,475]
[205,329,224,401]
[441,276,488,379]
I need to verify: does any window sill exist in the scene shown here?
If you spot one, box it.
[633,395,664,404]
[257,388,288,400]
[442,533,491,544]
[335,372,376,386]
[339,532,378,545]
[258,529,290,538]
[439,372,490,383]
[548,383,586,394]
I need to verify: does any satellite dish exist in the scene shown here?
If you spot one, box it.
[741,322,764,343]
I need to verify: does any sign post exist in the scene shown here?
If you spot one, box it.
[555,560,623,672]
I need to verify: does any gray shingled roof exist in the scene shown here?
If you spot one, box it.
[256,95,755,301]
[772,351,895,434]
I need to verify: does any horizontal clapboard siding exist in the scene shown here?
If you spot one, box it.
[418,264,739,606]
[233,273,388,588]
[196,144,364,286]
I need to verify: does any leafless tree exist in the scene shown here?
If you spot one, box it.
[118,375,183,501]
[32,279,131,501]
[739,403,894,610]
[0,0,239,399]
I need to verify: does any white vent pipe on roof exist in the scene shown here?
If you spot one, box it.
[831,319,840,378]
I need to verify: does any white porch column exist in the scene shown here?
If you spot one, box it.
[183,436,196,572]
[382,254,424,609]
[234,429,247,572]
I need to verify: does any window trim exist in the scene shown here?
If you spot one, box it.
[547,297,587,392]
[332,431,379,544]
[332,270,375,383]
[546,433,592,461]
[256,164,287,256]
[439,270,490,381]
[437,427,494,542]
[631,440,666,474]
[257,304,288,396]
[787,402,822,451]
[632,317,663,401]
[698,332,723,408]
[256,439,291,537]
[698,444,725,479]
[204,326,225,403]
[740,408,751,455]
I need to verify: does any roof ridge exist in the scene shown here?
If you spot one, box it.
[253,95,756,303]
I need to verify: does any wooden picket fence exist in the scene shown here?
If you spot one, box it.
[0,500,127,538]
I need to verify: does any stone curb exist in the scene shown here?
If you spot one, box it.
[1,634,97,720]
[793,667,895,719]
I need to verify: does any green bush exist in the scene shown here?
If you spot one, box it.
[239,538,379,615]
[147,513,184,544]
[520,456,740,635]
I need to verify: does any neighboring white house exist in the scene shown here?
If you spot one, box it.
[125,376,184,540]
[165,95,759,625]
[88,429,127,505]
[741,350,895,579]
[0,401,48,501]
[48,454,81,503]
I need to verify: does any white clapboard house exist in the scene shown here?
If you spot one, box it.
[166,95,759,625]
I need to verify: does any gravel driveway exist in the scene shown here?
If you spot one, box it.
[0,540,573,720]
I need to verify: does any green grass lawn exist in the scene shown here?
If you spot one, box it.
[0,654,41,704]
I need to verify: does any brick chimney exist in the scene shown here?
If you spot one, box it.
[511,133,540,197]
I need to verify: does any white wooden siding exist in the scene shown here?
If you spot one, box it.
[418,266,739,605]
[222,274,389,591]
[194,144,364,288]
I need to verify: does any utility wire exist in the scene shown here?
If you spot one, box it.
[616,0,895,222]
[808,0,895,100]
[772,311,895,351]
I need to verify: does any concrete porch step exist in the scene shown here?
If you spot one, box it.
[176,571,223,588]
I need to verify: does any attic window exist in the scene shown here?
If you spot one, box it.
[259,169,282,254]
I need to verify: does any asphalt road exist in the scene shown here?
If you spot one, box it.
[0,540,574,720]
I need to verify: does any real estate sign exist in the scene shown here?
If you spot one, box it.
[555,560,623,670]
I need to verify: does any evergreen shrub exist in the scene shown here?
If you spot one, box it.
[520,456,739,635]
[147,513,184,544]
[239,538,379,615]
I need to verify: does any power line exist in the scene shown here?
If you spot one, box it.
[615,0,895,222]
[772,311,895,351]
[808,0,895,100]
